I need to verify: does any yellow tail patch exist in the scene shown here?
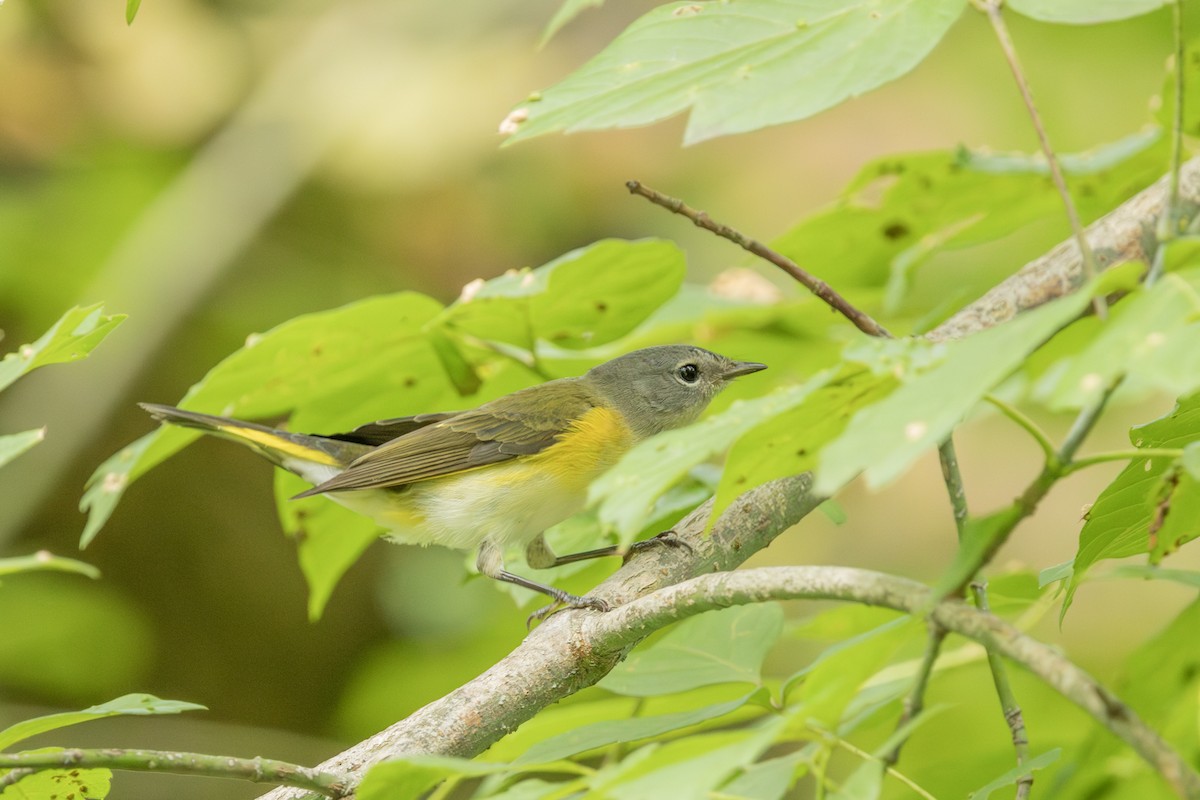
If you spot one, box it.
[225,425,341,467]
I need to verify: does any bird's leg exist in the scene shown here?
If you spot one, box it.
[524,531,693,568]
[476,541,610,617]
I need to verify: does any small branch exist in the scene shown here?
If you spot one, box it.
[972,581,1032,799]
[1148,0,1187,286]
[0,748,348,798]
[935,435,1031,786]
[974,0,1106,318]
[625,180,892,338]
[882,622,947,767]
[938,439,970,537]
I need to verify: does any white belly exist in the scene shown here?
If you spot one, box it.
[326,462,587,553]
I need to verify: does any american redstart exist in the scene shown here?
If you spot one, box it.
[141,345,766,613]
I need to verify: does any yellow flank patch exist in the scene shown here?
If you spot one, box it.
[226,426,341,467]
[521,405,635,493]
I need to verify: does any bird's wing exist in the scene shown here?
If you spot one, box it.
[296,380,597,496]
[324,412,459,446]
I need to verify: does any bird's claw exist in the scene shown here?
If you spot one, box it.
[526,594,611,628]
[621,529,694,564]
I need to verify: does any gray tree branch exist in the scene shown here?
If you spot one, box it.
[260,157,1200,799]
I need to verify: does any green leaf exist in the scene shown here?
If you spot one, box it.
[775,150,1046,302]
[514,691,760,766]
[816,269,1134,494]
[1035,271,1200,410]
[1106,564,1200,588]
[0,694,205,751]
[593,371,835,539]
[274,472,380,621]
[713,366,897,523]
[827,760,884,800]
[0,552,98,580]
[125,0,142,23]
[959,129,1164,175]
[969,748,1061,799]
[1064,394,1200,615]
[0,748,111,799]
[440,239,685,351]
[1183,441,1200,480]
[600,604,784,696]
[0,305,125,395]
[482,696,640,763]
[596,724,784,800]
[774,146,1163,316]
[504,0,967,146]
[358,757,518,800]
[0,429,45,470]
[540,0,605,46]
[1038,560,1073,587]
[785,618,915,727]
[80,292,449,547]
[718,753,806,800]
[1006,0,1167,24]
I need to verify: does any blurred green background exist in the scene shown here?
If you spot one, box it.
[0,1,1190,797]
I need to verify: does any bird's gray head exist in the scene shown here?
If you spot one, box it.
[586,345,767,439]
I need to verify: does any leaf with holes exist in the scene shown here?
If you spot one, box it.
[1063,394,1200,617]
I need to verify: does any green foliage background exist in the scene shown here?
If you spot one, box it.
[1,1,1197,798]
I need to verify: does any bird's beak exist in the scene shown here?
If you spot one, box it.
[723,361,767,379]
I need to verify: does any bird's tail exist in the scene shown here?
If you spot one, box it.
[139,403,367,483]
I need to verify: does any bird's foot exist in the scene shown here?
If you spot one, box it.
[526,593,611,628]
[621,529,694,564]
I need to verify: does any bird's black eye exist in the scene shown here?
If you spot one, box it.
[677,363,700,384]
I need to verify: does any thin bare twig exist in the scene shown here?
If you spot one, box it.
[974,0,1106,318]
[0,748,348,798]
[971,581,1033,799]
[624,180,892,338]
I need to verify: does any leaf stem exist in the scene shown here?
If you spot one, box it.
[1065,447,1184,475]
[1148,0,1187,286]
[973,0,1106,318]
[984,394,1056,465]
[972,581,1032,798]
[831,736,938,800]
[945,378,1121,599]
[0,749,349,798]
[625,180,892,338]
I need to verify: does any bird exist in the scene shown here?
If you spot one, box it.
[141,344,766,615]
